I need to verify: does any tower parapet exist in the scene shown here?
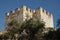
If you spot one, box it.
[10,10,15,14]
[46,12,51,17]
[21,5,27,11]
[5,5,54,29]
[15,8,20,12]
[5,12,10,16]
[28,8,30,11]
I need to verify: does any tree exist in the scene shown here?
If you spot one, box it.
[20,18,45,40]
[7,19,20,39]
[4,18,45,40]
[43,27,60,40]
[8,19,20,32]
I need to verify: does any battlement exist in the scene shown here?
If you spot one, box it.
[10,10,15,13]
[15,8,20,12]
[5,5,54,28]
[5,5,53,18]
[20,5,35,13]
[5,12,10,16]
[36,7,52,17]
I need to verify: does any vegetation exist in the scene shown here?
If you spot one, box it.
[43,19,60,40]
[0,18,60,40]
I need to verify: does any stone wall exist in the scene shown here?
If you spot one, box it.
[5,5,54,30]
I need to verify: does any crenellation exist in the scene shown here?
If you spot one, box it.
[47,12,49,15]
[10,10,15,14]
[15,8,20,11]
[28,8,30,11]
[5,5,54,29]
[22,5,27,11]
[36,7,40,11]
[27,8,30,12]
[6,12,10,16]
[46,12,51,17]
[32,10,35,13]
[51,13,53,17]
[17,8,20,11]
[37,7,43,13]
[44,9,46,13]
[30,9,32,13]
[48,13,51,17]
[46,11,48,14]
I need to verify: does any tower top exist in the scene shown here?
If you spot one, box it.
[5,12,9,16]
[21,5,26,8]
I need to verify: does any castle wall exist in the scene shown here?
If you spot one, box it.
[5,7,23,30]
[38,7,54,28]
[22,6,33,21]
[5,5,54,29]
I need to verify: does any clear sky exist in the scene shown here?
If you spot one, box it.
[0,0,60,30]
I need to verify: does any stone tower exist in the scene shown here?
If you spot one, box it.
[5,5,54,30]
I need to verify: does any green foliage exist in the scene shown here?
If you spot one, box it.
[21,18,45,40]
[1,18,60,40]
[8,19,20,27]
[1,18,46,40]
[43,27,60,40]
[22,18,45,29]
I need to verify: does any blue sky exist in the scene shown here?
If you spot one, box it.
[0,0,60,30]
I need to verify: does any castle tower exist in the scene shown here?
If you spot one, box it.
[35,7,54,28]
[5,5,54,30]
